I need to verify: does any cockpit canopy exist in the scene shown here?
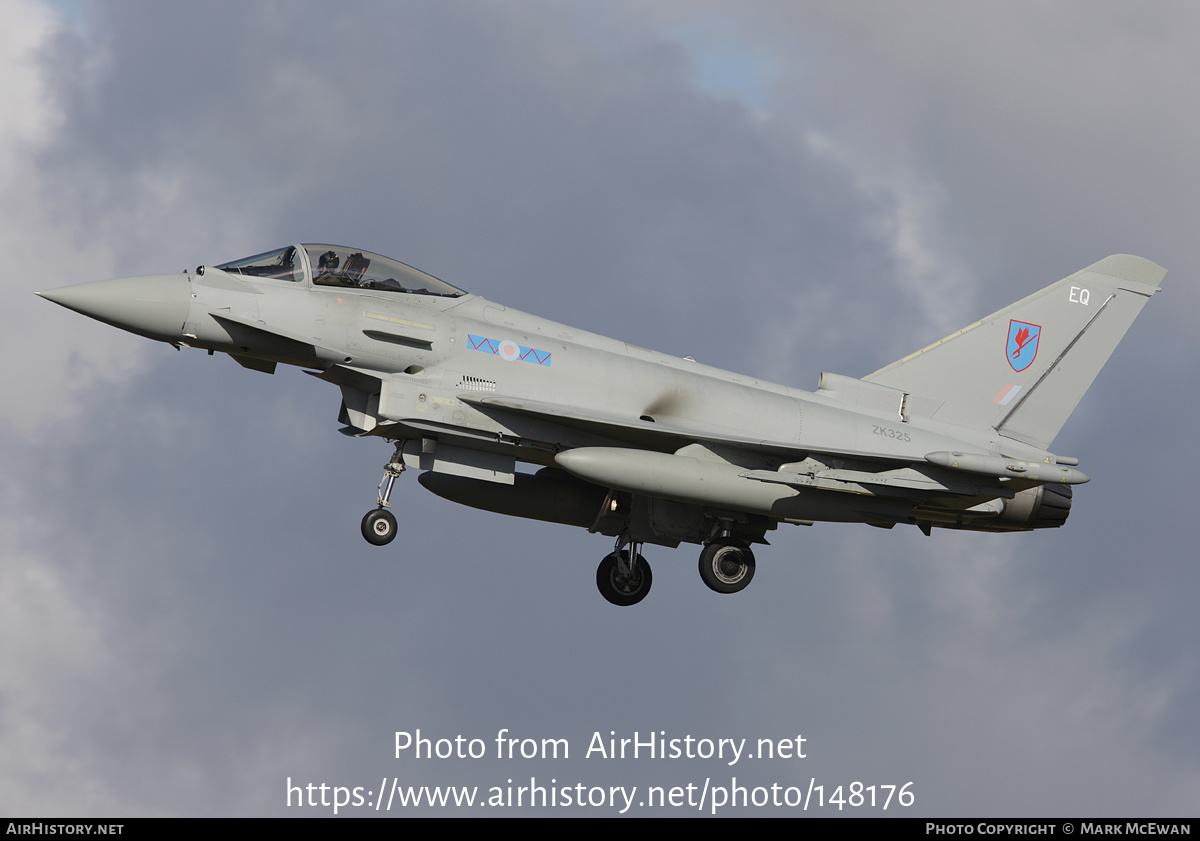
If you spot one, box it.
[215,244,466,298]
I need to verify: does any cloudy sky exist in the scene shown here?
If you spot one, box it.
[3,0,1197,817]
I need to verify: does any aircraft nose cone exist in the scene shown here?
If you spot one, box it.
[37,274,191,342]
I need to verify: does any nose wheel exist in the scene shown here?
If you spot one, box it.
[362,508,398,545]
[362,441,405,547]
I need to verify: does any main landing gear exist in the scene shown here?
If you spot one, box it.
[362,442,404,547]
[596,534,652,606]
[592,534,758,605]
[697,537,756,594]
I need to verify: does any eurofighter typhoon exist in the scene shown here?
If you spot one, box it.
[38,246,1165,605]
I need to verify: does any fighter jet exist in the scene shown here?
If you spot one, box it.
[38,245,1165,605]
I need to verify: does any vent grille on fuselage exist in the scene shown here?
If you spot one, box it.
[457,375,497,392]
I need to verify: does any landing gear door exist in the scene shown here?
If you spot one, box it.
[401,439,515,485]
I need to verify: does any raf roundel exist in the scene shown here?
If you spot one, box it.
[497,339,521,361]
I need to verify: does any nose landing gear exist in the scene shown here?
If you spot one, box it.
[362,441,405,547]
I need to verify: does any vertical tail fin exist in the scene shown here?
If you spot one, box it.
[864,255,1166,449]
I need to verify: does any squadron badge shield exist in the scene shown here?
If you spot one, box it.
[1006,320,1041,372]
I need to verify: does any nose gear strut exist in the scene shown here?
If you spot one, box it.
[361,441,405,546]
[376,440,406,510]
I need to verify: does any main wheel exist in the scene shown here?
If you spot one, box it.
[596,551,652,606]
[361,508,398,546]
[698,539,756,593]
